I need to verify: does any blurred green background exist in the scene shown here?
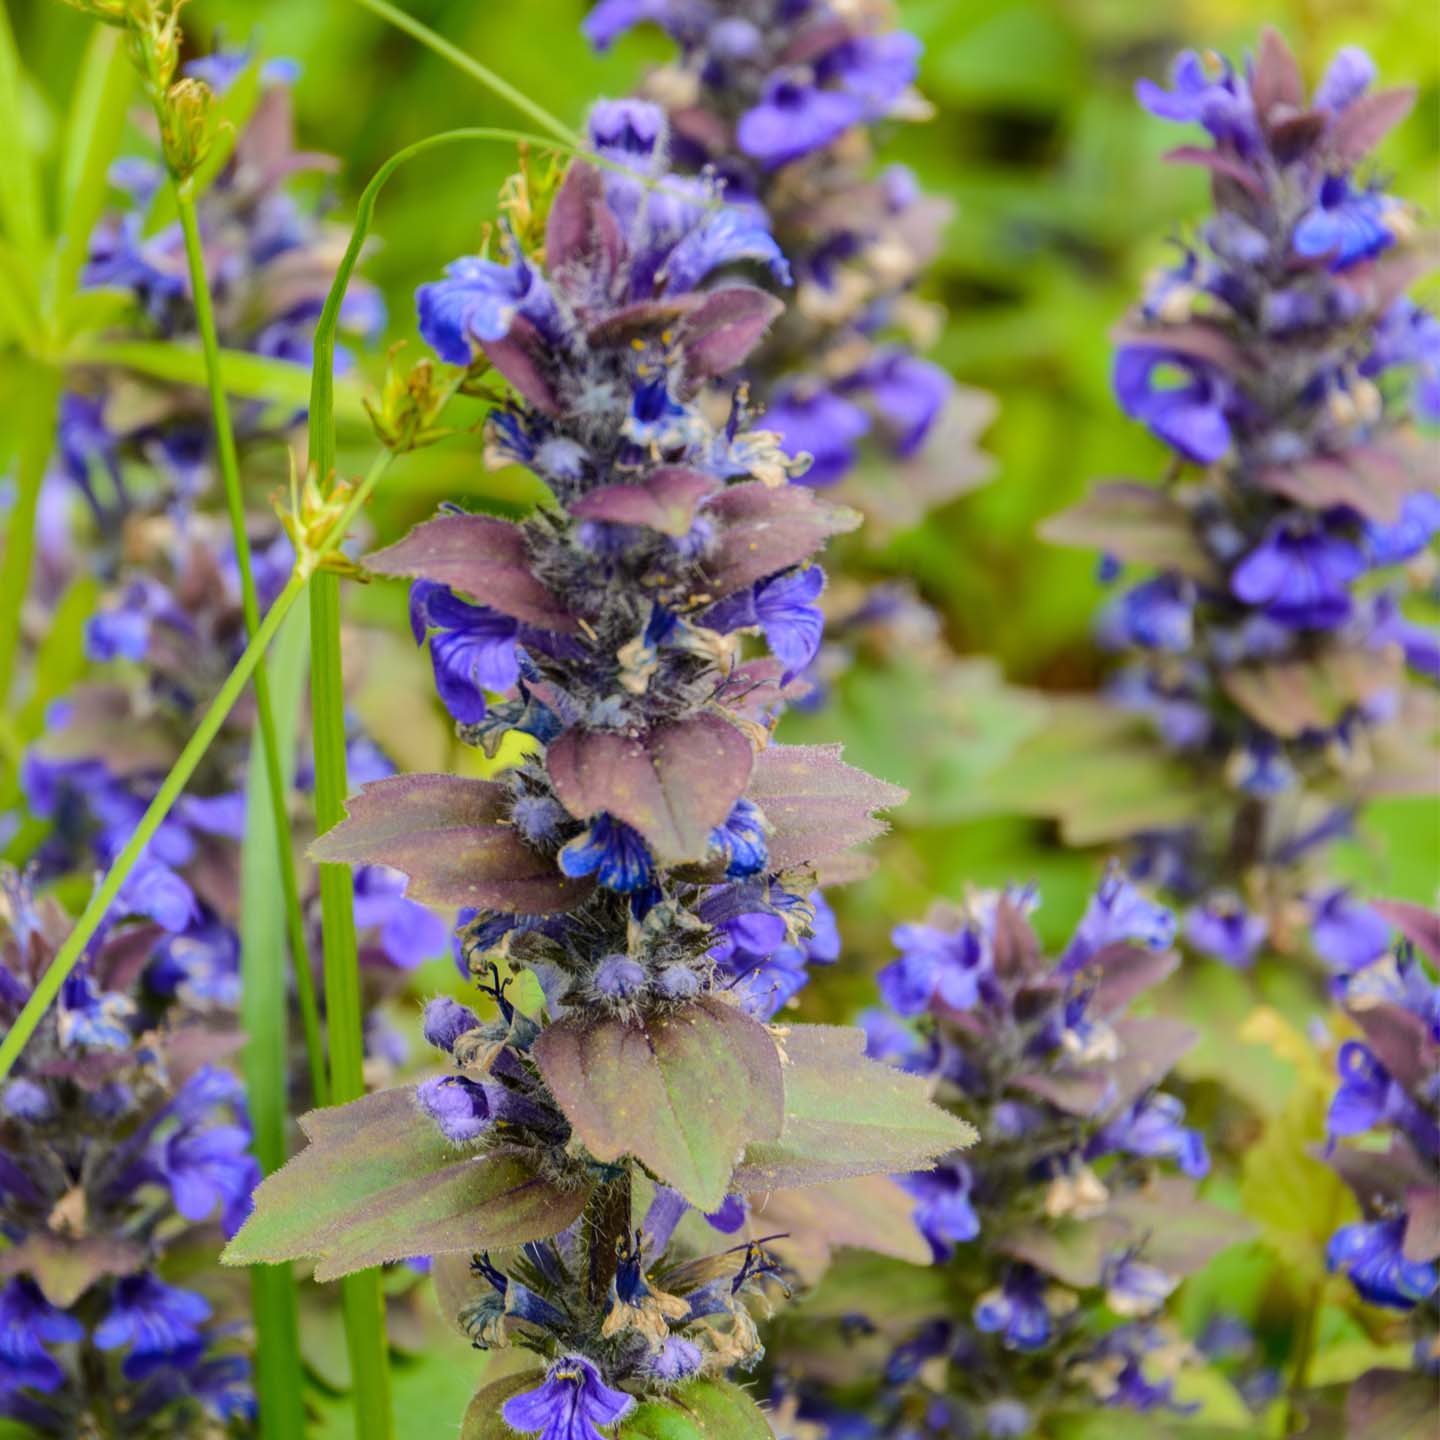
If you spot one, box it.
[8,0,1436,953]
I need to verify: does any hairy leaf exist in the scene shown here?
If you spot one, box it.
[546,715,754,864]
[570,467,717,537]
[746,743,905,870]
[1345,1369,1436,1440]
[310,774,590,912]
[680,286,784,385]
[1329,87,1417,164]
[619,1379,773,1439]
[1258,446,1422,523]
[1373,899,1440,964]
[703,484,859,596]
[1039,482,1216,580]
[460,1370,549,1439]
[366,513,576,631]
[533,998,784,1211]
[546,162,622,294]
[223,1088,589,1280]
[732,1025,976,1191]
[0,1233,143,1309]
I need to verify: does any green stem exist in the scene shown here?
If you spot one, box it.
[175,188,328,1108]
[353,0,581,146]
[0,366,62,710]
[0,458,393,1085]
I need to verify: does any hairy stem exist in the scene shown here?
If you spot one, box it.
[583,1170,634,1310]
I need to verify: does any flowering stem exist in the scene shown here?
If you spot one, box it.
[175,188,330,1110]
[353,0,581,147]
[0,453,394,1085]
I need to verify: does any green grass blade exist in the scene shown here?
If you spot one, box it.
[239,601,311,1440]
[61,337,372,425]
[175,190,328,1108]
[0,364,61,710]
[354,0,580,146]
[53,24,132,308]
[0,0,44,261]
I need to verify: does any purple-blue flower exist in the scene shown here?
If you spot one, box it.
[410,580,522,725]
[501,1355,634,1440]
[737,74,865,169]
[1183,897,1268,968]
[849,351,952,458]
[974,1267,1053,1352]
[1061,870,1175,972]
[93,1273,211,1380]
[1230,518,1366,630]
[1309,888,1391,973]
[877,922,987,1017]
[1134,50,1256,150]
[901,1162,980,1261]
[559,815,655,894]
[0,1278,84,1396]
[1087,1092,1209,1178]
[1113,346,1232,464]
[151,1101,259,1238]
[1293,178,1397,271]
[1327,1217,1439,1310]
[766,387,870,487]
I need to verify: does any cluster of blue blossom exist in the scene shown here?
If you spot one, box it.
[57,53,382,542]
[772,875,1241,1437]
[1323,901,1439,1428]
[233,99,973,1437]
[19,513,445,1074]
[1051,34,1438,970]
[586,0,993,531]
[0,871,256,1432]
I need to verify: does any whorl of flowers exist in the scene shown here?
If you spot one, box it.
[1322,901,1439,1430]
[773,874,1239,1436]
[59,53,383,535]
[19,514,446,1067]
[585,0,994,529]
[1047,33,1439,969]
[0,871,257,1432]
[228,103,971,1433]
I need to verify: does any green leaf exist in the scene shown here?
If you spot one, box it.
[222,1086,590,1281]
[62,337,370,424]
[1038,480,1217,580]
[0,1,43,263]
[53,24,132,306]
[732,1025,976,1191]
[460,1369,548,1439]
[533,997,784,1212]
[619,1379,774,1439]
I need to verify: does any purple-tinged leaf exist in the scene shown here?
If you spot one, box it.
[569,466,718,537]
[1268,110,1327,164]
[1111,321,1250,373]
[0,1233,144,1308]
[310,774,591,913]
[480,315,562,416]
[1107,1017,1199,1110]
[1163,145,1265,199]
[1345,1369,1436,1440]
[532,997,784,1211]
[745,1176,933,1280]
[991,897,1042,978]
[1107,1178,1255,1273]
[1403,1186,1440,1263]
[745,744,905,871]
[546,714,754,865]
[587,296,698,348]
[1372,899,1440,964]
[1258,447,1423,523]
[1002,1219,1120,1288]
[1354,1004,1433,1092]
[545,162,622,295]
[366,514,577,632]
[731,1025,975,1192]
[1038,482,1217,580]
[703,484,859,597]
[1252,27,1303,117]
[680,286,785,386]
[1329,87,1417,163]
[35,684,176,774]
[222,1088,589,1281]
[1091,942,1180,1014]
[1222,652,1401,740]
